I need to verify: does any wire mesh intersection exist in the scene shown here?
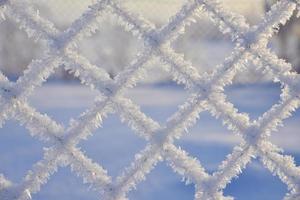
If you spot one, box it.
[0,0,300,199]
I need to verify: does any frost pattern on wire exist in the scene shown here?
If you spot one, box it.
[0,0,300,199]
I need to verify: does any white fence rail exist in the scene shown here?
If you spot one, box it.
[0,0,300,199]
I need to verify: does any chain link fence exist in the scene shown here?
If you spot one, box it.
[1,0,300,200]
[0,0,268,82]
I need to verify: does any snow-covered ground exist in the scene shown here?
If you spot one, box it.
[0,1,299,199]
[0,82,299,200]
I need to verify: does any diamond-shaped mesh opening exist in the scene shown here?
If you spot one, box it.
[31,0,95,31]
[29,69,98,126]
[0,18,44,81]
[78,13,143,79]
[79,114,147,178]
[220,0,264,26]
[119,0,187,28]
[0,0,299,198]
[271,108,300,166]
[176,111,242,172]
[265,3,300,73]
[224,159,288,200]
[33,167,99,200]
[172,20,234,75]
[225,79,281,121]
[125,64,189,124]
[0,120,44,183]
[128,162,194,200]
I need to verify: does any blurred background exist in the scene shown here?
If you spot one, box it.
[0,1,300,200]
[1,0,299,83]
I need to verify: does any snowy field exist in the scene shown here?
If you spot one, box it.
[0,82,299,200]
[1,0,300,199]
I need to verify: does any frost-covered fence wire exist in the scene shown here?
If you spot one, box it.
[0,0,300,199]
